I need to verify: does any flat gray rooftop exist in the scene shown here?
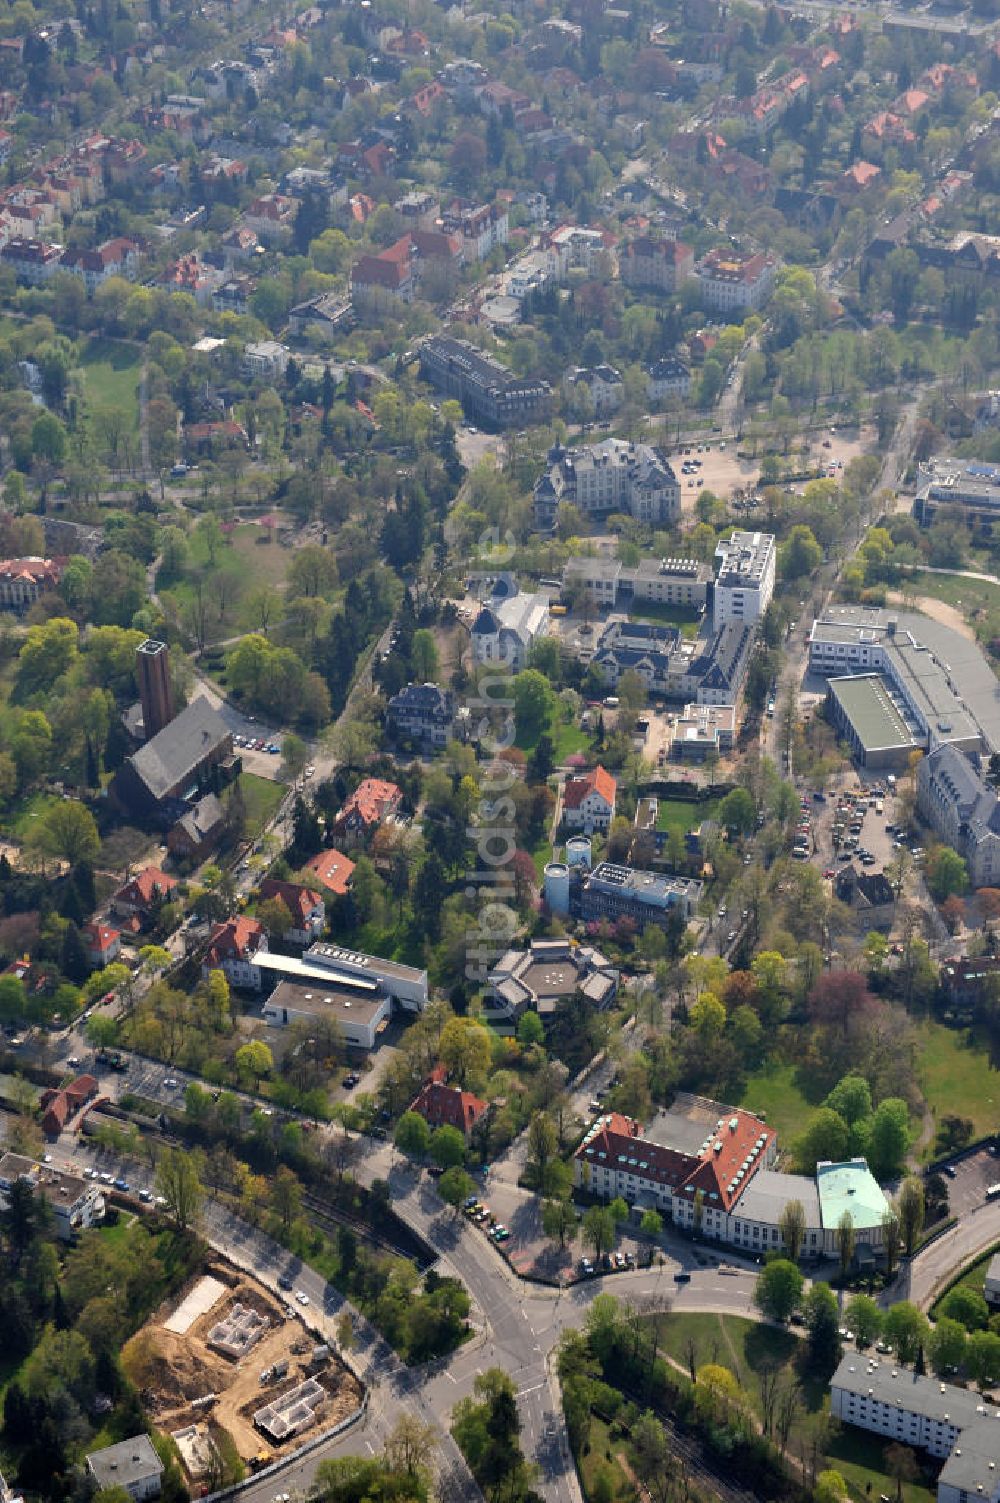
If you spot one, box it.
[828,674,919,753]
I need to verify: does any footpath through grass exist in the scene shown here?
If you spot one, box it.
[650,1313,936,1503]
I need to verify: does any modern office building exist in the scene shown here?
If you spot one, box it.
[136,639,175,741]
[261,976,391,1050]
[809,605,1000,757]
[913,457,1000,531]
[580,862,704,926]
[562,555,711,612]
[419,335,551,428]
[712,531,776,629]
[825,673,924,770]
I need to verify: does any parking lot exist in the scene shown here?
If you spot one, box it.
[937,1145,1000,1216]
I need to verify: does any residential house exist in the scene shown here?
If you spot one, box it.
[243,194,297,245]
[202,916,269,990]
[470,583,549,670]
[60,236,141,294]
[302,848,355,898]
[565,365,623,417]
[620,236,694,293]
[87,1437,164,1502]
[0,558,63,610]
[646,357,692,404]
[834,865,896,930]
[0,238,63,285]
[386,682,456,749]
[696,248,776,313]
[112,866,178,929]
[331,779,402,847]
[166,793,224,862]
[351,237,415,308]
[409,1068,489,1138]
[563,765,616,834]
[258,878,326,945]
[82,923,121,968]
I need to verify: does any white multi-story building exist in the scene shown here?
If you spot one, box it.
[87,1437,164,1502]
[696,248,776,313]
[533,438,680,532]
[808,605,1000,758]
[563,556,711,612]
[544,224,612,280]
[713,530,776,629]
[832,1354,1000,1503]
[242,340,291,379]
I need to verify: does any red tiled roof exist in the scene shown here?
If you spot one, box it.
[65,1073,98,1104]
[82,922,119,951]
[259,877,323,929]
[204,915,264,967]
[303,848,355,896]
[409,1079,488,1136]
[116,865,177,908]
[563,764,616,811]
[577,1107,775,1212]
[335,778,401,830]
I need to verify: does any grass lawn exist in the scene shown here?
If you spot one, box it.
[655,796,720,836]
[826,1425,937,1503]
[530,832,553,881]
[631,601,703,639]
[78,337,141,439]
[651,1312,826,1439]
[2,789,66,842]
[739,1060,819,1148]
[516,709,591,764]
[236,773,285,836]
[650,1313,935,1503]
[577,1413,633,1503]
[161,522,298,647]
[902,570,1000,619]
[916,1020,1000,1150]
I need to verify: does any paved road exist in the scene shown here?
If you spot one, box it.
[893,1197,1000,1309]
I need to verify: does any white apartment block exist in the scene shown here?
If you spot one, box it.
[544,225,612,281]
[697,248,776,313]
[832,1354,1000,1503]
[713,530,776,629]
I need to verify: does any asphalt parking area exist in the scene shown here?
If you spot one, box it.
[939,1146,1000,1216]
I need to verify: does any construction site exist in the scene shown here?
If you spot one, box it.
[122,1261,363,1484]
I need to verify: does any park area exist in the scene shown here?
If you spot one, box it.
[649,1313,936,1503]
